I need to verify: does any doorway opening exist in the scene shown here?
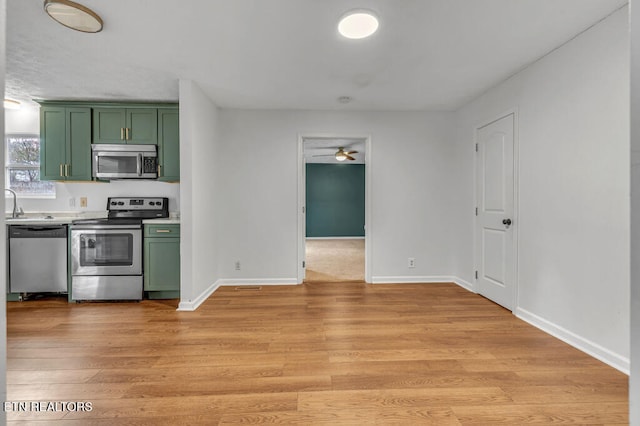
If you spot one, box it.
[297,135,371,283]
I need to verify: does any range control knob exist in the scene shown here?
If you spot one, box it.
[117,202,125,206]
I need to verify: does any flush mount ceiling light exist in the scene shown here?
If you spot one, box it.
[44,0,103,33]
[338,10,379,39]
[4,99,21,110]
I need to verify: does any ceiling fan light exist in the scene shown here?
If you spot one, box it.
[44,0,103,33]
[335,153,348,161]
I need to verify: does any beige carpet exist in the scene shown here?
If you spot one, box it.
[304,238,365,282]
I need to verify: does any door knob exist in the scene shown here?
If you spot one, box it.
[502,218,512,226]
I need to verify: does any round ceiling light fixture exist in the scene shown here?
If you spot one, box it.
[4,99,21,110]
[338,10,379,39]
[44,0,103,33]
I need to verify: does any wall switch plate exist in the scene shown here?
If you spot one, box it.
[408,258,416,268]
[69,197,75,207]
[80,197,87,208]
[235,261,241,271]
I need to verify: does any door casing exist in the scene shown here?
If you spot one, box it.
[297,134,372,283]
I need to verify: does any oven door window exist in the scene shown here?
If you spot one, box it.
[79,233,133,267]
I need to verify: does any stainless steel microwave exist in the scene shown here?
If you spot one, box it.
[92,144,158,179]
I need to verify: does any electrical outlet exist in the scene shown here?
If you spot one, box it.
[235,261,241,271]
[408,258,416,268]
[80,197,87,208]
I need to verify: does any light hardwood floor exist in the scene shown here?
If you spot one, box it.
[6,283,629,424]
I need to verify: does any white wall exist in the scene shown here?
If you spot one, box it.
[5,104,38,134]
[455,7,630,370]
[630,0,639,421]
[4,104,181,214]
[0,0,7,422]
[215,109,458,283]
[178,80,220,309]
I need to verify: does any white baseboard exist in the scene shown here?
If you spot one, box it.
[218,278,299,286]
[371,275,454,284]
[371,275,452,284]
[371,275,475,293]
[306,237,365,240]
[177,281,221,311]
[176,278,298,311]
[515,307,630,375]
[452,276,475,292]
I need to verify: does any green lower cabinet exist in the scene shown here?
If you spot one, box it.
[144,224,180,299]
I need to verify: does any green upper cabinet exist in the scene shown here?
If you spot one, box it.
[40,101,178,181]
[93,107,157,145]
[127,109,157,144]
[158,108,180,181]
[92,108,126,144]
[40,106,92,181]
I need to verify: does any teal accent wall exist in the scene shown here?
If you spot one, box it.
[306,163,365,237]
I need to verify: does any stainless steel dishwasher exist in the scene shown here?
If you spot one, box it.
[9,225,68,295]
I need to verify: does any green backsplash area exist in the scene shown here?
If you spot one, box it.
[306,163,365,237]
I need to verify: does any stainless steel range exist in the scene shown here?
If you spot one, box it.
[71,197,169,301]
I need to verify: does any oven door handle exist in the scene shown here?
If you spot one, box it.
[72,225,142,231]
[137,153,143,176]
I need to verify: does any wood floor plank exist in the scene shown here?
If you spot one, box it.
[59,393,298,420]
[123,375,333,398]
[451,402,629,424]
[6,282,628,424]
[297,388,513,410]
[502,384,629,404]
[8,382,134,401]
[7,369,101,385]
[328,348,496,362]
[219,408,462,425]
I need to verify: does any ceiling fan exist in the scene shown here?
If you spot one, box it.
[312,147,359,161]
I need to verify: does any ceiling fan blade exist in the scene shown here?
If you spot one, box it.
[346,155,356,161]
[344,150,359,155]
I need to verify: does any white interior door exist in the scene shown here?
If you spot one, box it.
[475,113,516,310]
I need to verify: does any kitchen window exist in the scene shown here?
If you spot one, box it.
[5,134,55,197]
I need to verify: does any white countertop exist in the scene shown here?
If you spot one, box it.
[5,212,180,225]
[5,211,106,226]
[142,218,181,225]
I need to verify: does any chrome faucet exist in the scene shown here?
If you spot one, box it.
[4,189,24,218]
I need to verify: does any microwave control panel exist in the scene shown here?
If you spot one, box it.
[143,157,157,173]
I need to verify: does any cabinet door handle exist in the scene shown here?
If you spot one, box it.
[155,229,171,233]
[120,127,125,140]
[59,164,64,177]
[65,164,70,177]
[125,127,130,140]
[157,164,162,177]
